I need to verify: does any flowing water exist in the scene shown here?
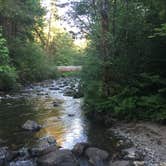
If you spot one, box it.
[0,78,116,152]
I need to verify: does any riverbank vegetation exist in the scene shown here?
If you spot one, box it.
[0,0,82,90]
[0,0,166,123]
[71,0,166,122]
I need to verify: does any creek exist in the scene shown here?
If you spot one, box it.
[0,77,116,152]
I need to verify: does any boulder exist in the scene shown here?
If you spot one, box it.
[37,149,78,166]
[30,136,57,157]
[22,120,42,131]
[72,142,89,156]
[85,147,109,166]
[9,160,35,166]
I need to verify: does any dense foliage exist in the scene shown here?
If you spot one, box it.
[72,0,166,122]
[0,30,17,90]
[0,0,81,89]
[0,0,57,88]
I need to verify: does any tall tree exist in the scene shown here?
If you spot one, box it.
[100,0,110,97]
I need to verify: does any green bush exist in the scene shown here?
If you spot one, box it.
[84,73,166,123]
[0,31,17,90]
[10,41,57,83]
[0,66,17,90]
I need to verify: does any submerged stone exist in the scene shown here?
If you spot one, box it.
[30,136,57,157]
[22,120,42,132]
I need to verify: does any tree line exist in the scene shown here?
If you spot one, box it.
[71,0,166,122]
[0,0,81,90]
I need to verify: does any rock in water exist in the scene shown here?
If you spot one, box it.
[68,114,75,117]
[9,160,35,166]
[30,136,57,157]
[85,147,109,166]
[0,147,17,165]
[22,120,42,131]
[72,142,89,156]
[37,149,78,166]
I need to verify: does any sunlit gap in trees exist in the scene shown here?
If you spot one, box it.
[41,0,87,49]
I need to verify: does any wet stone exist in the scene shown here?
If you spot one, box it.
[85,147,109,166]
[72,142,89,156]
[52,101,61,107]
[49,87,60,90]
[9,160,35,166]
[37,149,78,166]
[68,114,75,117]
[122,147,143,161]
[30,136,57,157]
[18,147,30,159]
[22,120,42,132]
[133,161,145,166]
[0,147,17,165]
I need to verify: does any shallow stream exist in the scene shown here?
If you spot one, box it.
[0,78,116,153]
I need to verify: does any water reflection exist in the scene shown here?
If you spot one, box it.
[0,79,88,149]
[0,78,115,152]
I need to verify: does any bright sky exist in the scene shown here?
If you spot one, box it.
[41,0,86,47]
[42,0,79,32]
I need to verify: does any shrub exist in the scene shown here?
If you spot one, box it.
[0,31,17,90]
[10,41,57,83]
[84,73,166,123]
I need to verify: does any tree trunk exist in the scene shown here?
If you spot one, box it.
[100,0,110,97]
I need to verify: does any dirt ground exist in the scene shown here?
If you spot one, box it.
[110,122,166,165]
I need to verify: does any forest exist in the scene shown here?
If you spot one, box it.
[0,0,165,122]
[0,0,166,165]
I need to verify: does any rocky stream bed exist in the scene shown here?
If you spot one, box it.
[0,77,165,166]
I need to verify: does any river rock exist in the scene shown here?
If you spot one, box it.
[109,160,131,166]
[64,88,76,97]
[0,147,17,165]
[18,147,30,159]
[37,149,78,166]
[22,120,42,131]
[0,147,8,165]
[85,147,109,166]
[52,101,61,107]
[9,160,35,166]
[133,161,145,166]
[68,114,75,117]
[122,147,142,161]
[72,142,89,156]
[30,136,57,157]
[49,87,60,91]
